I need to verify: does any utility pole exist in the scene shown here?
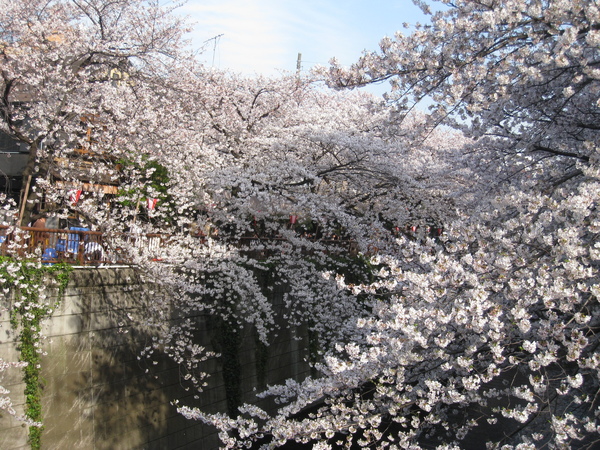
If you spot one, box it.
[296,53,302,76]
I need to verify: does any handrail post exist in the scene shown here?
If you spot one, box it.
[78,231,85,265]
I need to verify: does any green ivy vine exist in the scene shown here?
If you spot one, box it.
[0,256,71,450]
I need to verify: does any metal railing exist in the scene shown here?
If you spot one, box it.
[0,226,359,266]
[0,226,170,265]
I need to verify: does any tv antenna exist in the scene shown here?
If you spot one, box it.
[203,34,223,67]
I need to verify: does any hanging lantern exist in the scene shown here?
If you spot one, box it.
[147,198,158,210]
[70,189,82,205]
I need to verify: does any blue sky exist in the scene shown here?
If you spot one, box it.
[179,0,431,77]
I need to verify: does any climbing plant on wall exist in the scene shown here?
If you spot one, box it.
[0,257,71,450]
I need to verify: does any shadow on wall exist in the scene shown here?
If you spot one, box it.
[1,266,313,450]
[39,267,215,449]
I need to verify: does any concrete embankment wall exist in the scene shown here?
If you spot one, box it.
[0,267,311,449]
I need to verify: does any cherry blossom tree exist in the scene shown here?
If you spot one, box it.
[0,1,468,445]
[176,1,600,448]
[0,0,193,226]
[10,0,596,448]
[0,0,202,440]
[137,72,470,383]
[325,0,599,194]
